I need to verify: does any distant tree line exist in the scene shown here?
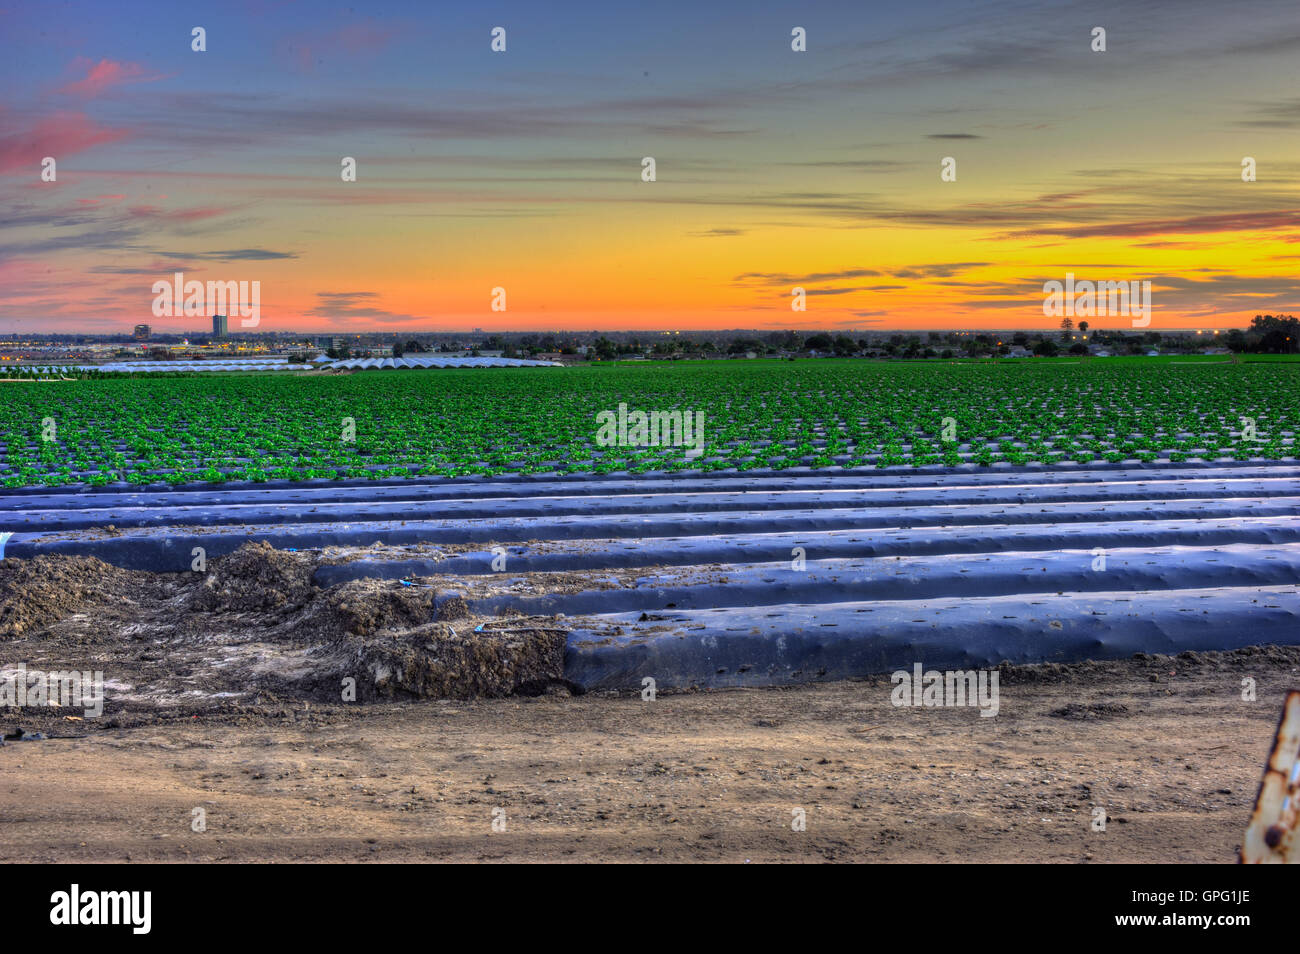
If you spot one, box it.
[1224,315,1299,354]
[300,316,1300,364]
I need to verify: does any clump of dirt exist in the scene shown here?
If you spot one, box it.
[0,555,135,638]
[1048,701,1131,720]
[434,593,470,621]
[265,578,569,700]
[189,542,316,613]
[307,579,441,638]
[336,620,568,700]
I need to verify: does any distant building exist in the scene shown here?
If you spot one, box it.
[133,324,151,340]
[537,352,584,365]
[212,315,228,338]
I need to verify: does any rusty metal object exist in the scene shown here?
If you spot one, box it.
[1242,690,1300,863]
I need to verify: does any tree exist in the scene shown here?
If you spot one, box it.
[1250,315,1300,354]
[1077,320,1089,337]
[1060,316,1074,341]
[767,330,803,350]
[804,333,833,351]
[1034,338,1059,357]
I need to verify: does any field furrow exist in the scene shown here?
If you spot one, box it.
[7,456,1297,690]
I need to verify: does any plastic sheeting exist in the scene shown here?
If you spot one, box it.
[563,586,1300,690]
[0,354,560,373]
[321,355,559,369]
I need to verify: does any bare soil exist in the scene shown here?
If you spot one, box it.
[0,547,1294,862]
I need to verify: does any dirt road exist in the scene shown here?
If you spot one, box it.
[2,647,1291,863]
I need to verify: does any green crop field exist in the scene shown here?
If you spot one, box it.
[1,358,1297,487]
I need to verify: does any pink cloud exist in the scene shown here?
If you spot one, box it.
[126,204,229,223]
[75,194,127,206]
[58,58,161,97]
[0,111,128,173]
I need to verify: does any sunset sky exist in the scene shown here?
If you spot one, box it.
[2,0,1299,334]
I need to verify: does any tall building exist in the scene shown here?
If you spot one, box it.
[212,315,228,338]
[133,324,151,340]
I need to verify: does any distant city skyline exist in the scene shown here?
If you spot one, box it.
[2,0,1298,333]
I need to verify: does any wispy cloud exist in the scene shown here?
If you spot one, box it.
[1006,209,1300,239]
[0,110,128,172]
[308,290,428,328]
[56,57,163,97]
